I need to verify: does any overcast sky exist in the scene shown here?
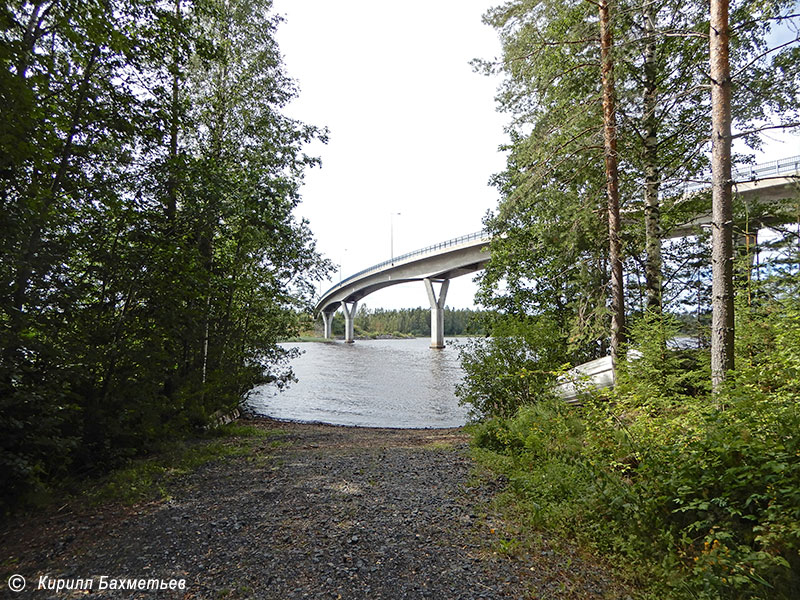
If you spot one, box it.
[272,0,507,310]
[272,1,799,311]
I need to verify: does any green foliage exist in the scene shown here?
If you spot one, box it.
[0,0,329,512]
[468,0,800,596]
[476,0,799,358]
[469,303,800,599]
[315,305,488,339]
[615,312,711,403]
[87,422,274,505]
[456,314,567,418]
[356,306,488,338]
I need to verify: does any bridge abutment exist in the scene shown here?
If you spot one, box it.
[341,301,358,343]
[424,278,449,349]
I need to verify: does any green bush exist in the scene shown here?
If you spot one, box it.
[469,304,800,599]
[456,315,568,418]
[650,393,800,597]
[615,311,711,403]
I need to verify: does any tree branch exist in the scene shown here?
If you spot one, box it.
[731,122,800,140]
[732,12,800,33]
[662,31,709,39]
[731,36,800,81]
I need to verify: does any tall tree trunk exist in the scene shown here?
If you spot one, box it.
[709,0,734,391]
[642,3,662,314]
[599,0,626,370]
[161,0,182,401]
[167,0,181,223]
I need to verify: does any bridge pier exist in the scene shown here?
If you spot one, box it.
[424,278,449,349]
[341,301,358,343]
[321,308,336,339]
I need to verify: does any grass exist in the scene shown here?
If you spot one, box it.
[466,445,642,599]
[1,423,288,524]
[87,423,287,506]
[423,440,458,451]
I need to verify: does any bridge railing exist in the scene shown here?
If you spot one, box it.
[319,229,490,302]
[318,155,799,307]
[681,154,800,194]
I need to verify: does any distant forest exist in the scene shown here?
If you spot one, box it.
[316,307,488,338]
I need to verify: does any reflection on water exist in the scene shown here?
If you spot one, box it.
[246,337,469,428]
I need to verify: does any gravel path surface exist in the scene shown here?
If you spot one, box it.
[1,419,632,599]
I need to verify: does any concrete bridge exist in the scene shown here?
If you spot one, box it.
[315,230,490,348]
[316,154,799,349]
[670,154,800,236]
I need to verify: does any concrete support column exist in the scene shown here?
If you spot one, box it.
[321,309,335,339]
[424,278,449,349]
[341,301,358,344]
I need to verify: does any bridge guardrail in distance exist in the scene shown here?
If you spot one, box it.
[681,154,800,194]
[317,155,798,307]
[319,229,490,303]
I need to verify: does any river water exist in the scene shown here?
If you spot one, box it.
[246,337,470,428]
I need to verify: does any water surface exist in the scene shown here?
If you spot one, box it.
[246,337,469,428]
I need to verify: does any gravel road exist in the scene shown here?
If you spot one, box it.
[1,419,633,599]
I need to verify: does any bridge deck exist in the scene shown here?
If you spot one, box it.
[315,154,798,348]
[315,230,490,314]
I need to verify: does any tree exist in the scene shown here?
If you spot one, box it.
[615,0,710,315]
[598,0,626,368]
[474,0,613,365]
[0,0,329,508]
[709,0,735,389]
[1,0,158,499]
[471,0,798,399]
[641,0,664,312]
[706,0,800,389]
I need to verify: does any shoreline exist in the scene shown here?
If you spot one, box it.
[242,411,469,432]
[282,334,484,343]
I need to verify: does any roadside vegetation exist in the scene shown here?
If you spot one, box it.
[463,300,800,598]
[458,0,800,598]
[87,423,280,507]
[6,423,278,518]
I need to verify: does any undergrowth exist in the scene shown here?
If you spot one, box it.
[5,422,280,517]
[466,303,800,599]
[90,423,282,505]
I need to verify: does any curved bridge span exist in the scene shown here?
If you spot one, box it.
[315,230,490,348]
[315,154,799,349]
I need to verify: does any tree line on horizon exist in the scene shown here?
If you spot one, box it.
[316,306,488,338]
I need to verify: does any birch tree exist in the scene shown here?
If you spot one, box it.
[0,0,329,506]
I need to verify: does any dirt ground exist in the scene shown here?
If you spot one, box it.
[1,419,634,599]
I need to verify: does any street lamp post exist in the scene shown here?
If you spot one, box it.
[338,248,349,284]
[390,212,401,263]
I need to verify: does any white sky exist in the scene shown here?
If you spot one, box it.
[273,1,799,311]
[272,0,507,310]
